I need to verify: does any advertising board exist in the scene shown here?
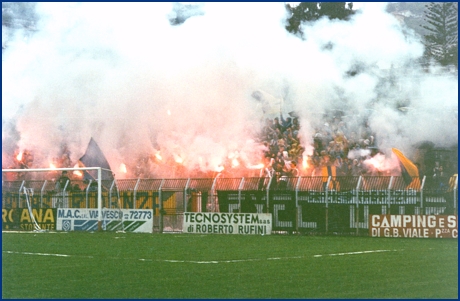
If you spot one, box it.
[2,208,57,231]
[369,214,458,238]
[183,212,272,235]
[56,208,153,233]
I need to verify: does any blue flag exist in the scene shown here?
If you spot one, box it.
[79,138,113,181]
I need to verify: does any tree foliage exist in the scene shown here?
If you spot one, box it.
[285,2,355,37]
[168,2,204,26]
[421,2,458,67]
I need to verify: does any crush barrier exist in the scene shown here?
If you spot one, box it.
[2,175,457,234]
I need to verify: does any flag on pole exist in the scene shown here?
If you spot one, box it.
[79,138,113,181]
[392,148,419,187]
[251,90,282,118]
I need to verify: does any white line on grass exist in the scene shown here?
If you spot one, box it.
[312,249,393,257]
[3,250,93,258]
[3,249,396,263]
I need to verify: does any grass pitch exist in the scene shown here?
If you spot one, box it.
[2,231,458,299]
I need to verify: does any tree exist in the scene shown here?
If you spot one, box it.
[168,2,204,26]
[421,2,458,67]
[285,2,355,37]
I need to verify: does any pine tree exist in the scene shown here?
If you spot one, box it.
[421,2,458,67]
[285,2,354,38]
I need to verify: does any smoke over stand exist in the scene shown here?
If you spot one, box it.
[2,3,457,179]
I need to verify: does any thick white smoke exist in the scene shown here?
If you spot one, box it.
[2,2,457,178]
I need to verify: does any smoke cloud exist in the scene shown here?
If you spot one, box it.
[2,2,457,178]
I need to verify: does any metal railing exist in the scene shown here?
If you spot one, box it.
[3,175,457,233]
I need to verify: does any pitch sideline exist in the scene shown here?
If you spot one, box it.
[2,249,397,264]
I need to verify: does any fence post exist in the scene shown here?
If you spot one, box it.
[184,178,191,213]
[41,180,46,208]
[420,176,426,214]
[355,177,363,236]
[133,178,140,210]
[109,180,116,209]
[237,178,245,213]
[325,176,331,234]
[18,180,25,208]
[97,168,102,231]
[59,179,70,209]
[85,180,91,209]
[159,179,165,233]
[388,176,394,214]
[266,177,273,214]
[295,176,301,232]
[211,176,219,212]
[454,175,458,215]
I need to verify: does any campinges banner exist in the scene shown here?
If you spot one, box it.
[369,215,458,238]
[183,212,272,235]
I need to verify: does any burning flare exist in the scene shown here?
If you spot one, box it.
[247,163,264,169]
[302,157,309,169]
[174,154,184,164]
[16,151,23,162]
[155,152,162,161]
[73,164,83,177]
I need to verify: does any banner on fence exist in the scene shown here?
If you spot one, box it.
[2,208,57,231]
[369,214,458,238]
[56,208,153,233]
[183,212,272,235]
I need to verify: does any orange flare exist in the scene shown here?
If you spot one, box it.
[247,163,264,169]
[302,158,309,169]
[73,164,83,177]
[231,158,239,168]
[174,155,184,164]
[155,152,162,161]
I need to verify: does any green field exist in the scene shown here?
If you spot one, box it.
[2,231,458,299]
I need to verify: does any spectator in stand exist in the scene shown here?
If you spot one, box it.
[338,157,351,176]
[272,117,283,133]
[280,114,292,132]
[433,161,443,178]
[287,161,299,177]
[56,171,71,191]
[351,159,362,176]
[292,117,300,131]
[258,112,384,179]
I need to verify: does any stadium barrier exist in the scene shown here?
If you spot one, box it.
[2,175,457,234]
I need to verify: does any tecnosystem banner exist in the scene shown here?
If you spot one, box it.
[183,212,272,235]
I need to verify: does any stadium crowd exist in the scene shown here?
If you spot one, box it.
[5,111,381,180]
[258,111,380,180]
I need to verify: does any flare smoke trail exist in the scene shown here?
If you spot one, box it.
[2,3,458,178]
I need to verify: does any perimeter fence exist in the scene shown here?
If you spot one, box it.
[2,175,457,234]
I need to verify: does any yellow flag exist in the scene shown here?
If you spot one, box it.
[392,148,419,188]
